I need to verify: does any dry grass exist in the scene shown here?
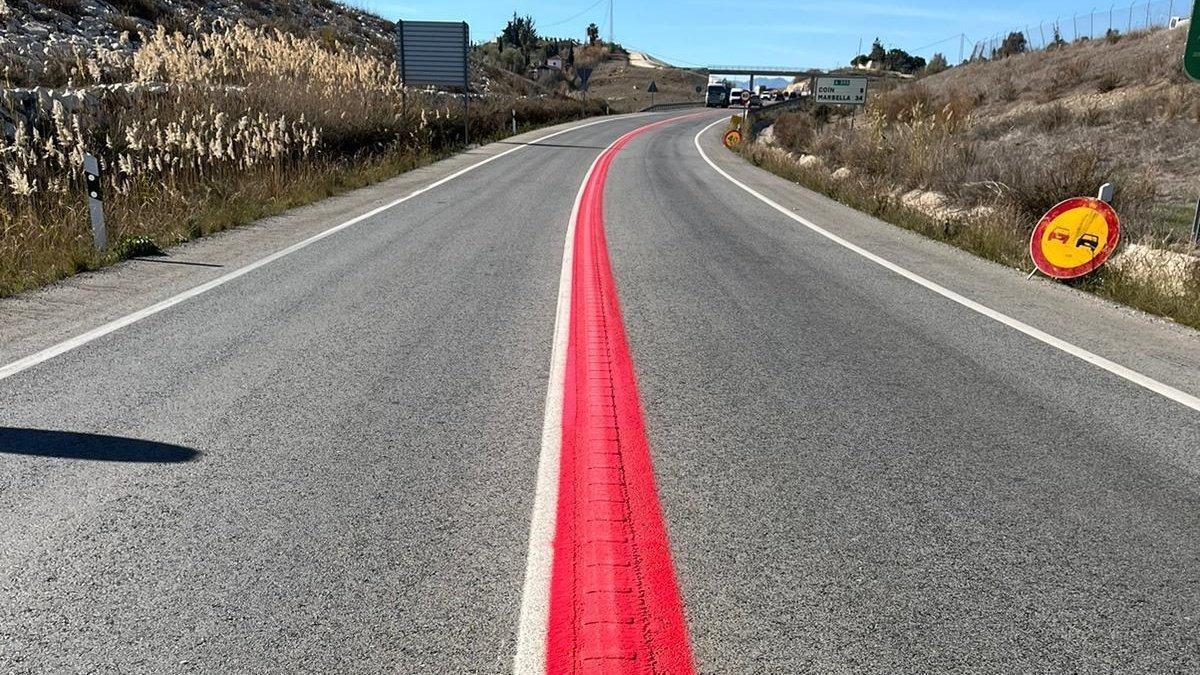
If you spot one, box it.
[0,21,603,296]
[751,26,1199,328]
[584,54,707,112]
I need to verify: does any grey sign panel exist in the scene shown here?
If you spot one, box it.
[396,20,469,88]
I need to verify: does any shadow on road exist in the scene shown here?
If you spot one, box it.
[0,428,199,463]
[130,256,224,268]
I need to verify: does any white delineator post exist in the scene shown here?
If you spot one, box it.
[83,153,107,251]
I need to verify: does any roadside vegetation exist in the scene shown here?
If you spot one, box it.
[745,26,1200,329]
[0,19,603,297]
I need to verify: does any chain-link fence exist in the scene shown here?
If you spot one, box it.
[970,0,1183,60]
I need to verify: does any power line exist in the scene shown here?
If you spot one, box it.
[540,0,606,29]
[908,32,965,54]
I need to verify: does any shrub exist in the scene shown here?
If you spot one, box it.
[1031,103,1073,132]
[109,0,162,21]
[772,112,816,152]
[1095,71,1122,93]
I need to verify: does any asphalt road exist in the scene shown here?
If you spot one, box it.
[2,110,1200,673]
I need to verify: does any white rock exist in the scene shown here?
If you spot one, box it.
[1110,244,1200,296]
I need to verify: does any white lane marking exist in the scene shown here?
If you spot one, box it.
[0,114,653,383]
[693,118,1200,414]
[512,126,620,674]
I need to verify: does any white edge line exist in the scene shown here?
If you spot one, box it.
[0,113,657,383]
[513,122,619,674]
[693,118,1200,414]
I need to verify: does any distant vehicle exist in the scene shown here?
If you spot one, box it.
[705,83,731,108]
[748,94,764,108]
[730,88,746,106]
[774,90,787,101]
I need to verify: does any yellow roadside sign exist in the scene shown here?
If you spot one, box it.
[723,129,742,149]
[1029,197,1120,279]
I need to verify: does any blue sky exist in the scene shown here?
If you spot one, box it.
[364,1,1172,69]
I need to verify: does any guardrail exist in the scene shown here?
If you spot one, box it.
[639,101,705,112]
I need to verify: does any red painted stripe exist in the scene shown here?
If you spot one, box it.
[547,118,698,674]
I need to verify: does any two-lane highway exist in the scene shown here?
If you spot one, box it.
[2,108,1199,673]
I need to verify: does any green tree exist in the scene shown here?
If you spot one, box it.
[868,38,886,65]
[586,22,600,45]
[926,52,949,74]
[998,31,1027,58]
[884,47,925,74]
[502,13,539,55]
[1049,24,1067,49]
[499,47,527,74]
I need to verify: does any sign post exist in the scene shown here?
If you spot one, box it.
[396,20,471,143]
[577,65,594,117]
[1185,1,1200,80]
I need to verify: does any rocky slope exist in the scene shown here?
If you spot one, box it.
[0,0,395,86]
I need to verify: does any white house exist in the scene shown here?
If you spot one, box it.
[546,56,563,70]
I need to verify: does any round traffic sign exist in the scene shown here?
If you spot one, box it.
[739,90,751,103]
[723,129,742,148]
[1029,197,1120,279]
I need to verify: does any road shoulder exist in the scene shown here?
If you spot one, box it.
[0,114,646,367]
[697,121,1200,405]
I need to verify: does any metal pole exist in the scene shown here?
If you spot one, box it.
[462,22,470,146]
[83,153,107,251]
[1073,13,1079,40]
[1146,0,1152,27]
[1090,8,1096,38]
[1192,197,1200,244]
[512,108,516,134]
[1039,22,1046,46]
[1128,2,1134,30]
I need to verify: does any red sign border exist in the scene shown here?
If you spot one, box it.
[1029,196,1120,279]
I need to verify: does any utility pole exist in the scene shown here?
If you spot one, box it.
[609,0,614,46]
[959,33,964,63]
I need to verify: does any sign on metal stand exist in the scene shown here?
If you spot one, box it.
[82,153,107,251]
[1185,1,1200,80]
[577,65,594,117]
[812,76,868,106]
[396,20,471,143]
[1029,195,1121,279]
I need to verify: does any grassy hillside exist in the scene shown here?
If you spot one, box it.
[584,53,707,112]
[769,27,1196,242]
[749,26,1200,328]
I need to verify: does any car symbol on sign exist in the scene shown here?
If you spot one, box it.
[1048,227,1071,244]
[1076,233,1100,252]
